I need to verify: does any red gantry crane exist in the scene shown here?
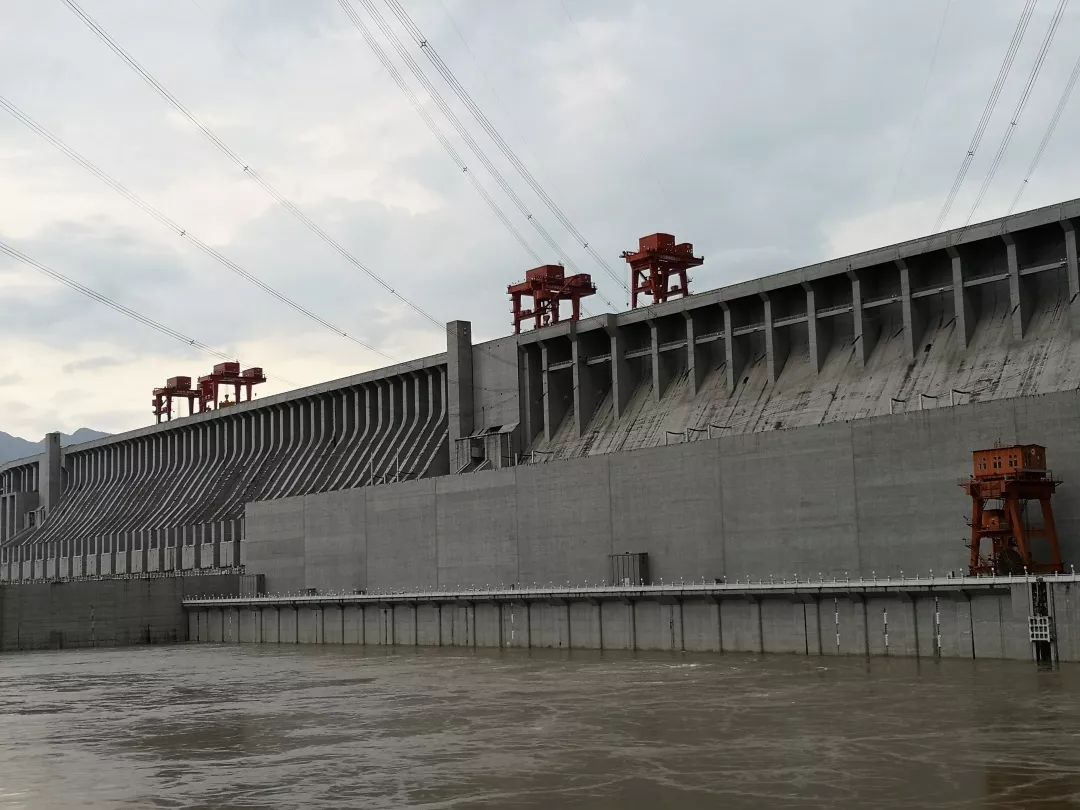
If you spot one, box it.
[198,362,266,411]
[152,376,201,423]
[961,444,1064,575]
[621,233,704,309]
[508,264,596,334]
[151,362,267,422]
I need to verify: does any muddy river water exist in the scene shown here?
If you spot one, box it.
[0,645,1078,808]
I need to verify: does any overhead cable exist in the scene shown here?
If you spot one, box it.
[340,0,618,311]
[331,2,541,266]
[376,0,631,300]
[0,94,395,363]
[0,238,232,361]
[933,0,1038,231]
[347,2,596,323]
[58,0,443,331]
[963,0,1069,225]
[1009,48,1080,213]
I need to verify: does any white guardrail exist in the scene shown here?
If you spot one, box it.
[183,570,1080,607]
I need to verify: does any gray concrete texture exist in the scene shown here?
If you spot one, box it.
[0,365,449,560]
[246,388,1080,595]
[188,580,1080,662]
[522,202,1080,463]
[0,573,242,651]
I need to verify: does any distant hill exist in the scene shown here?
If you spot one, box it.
[0,428,110,465]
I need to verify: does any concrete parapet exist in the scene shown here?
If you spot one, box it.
[184,575,1080,662]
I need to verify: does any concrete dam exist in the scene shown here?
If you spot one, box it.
[3,198,1080,659]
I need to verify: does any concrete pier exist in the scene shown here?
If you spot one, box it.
[184,574,1080,663]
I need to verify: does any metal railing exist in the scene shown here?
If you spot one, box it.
[182,568,1080,607]
[1,566,245,587]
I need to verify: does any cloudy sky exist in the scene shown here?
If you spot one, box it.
[1,0,1079,439]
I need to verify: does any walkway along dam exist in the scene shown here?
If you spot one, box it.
[4,198,1080,659]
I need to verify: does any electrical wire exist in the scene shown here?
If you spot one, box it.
[337,12,597,325]
[437,0,617,303]
[381,0,630,299]
[340,0,619,312]
[331,2,540,266]
[58,0,443,331]
[1008,47,1080,213]
[964,0,1069,225]
[0,94,395,363]
[0,237,232,361]
[933,0,1038,232]
[436,0,542,182]
[56,1,655,391]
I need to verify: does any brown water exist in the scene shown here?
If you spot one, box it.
[0,646,1078,809]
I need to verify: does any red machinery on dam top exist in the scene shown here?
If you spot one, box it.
[962,444,1064,576]
[621,232,704,309]
[152,362,266,423]
[506,231,706,333]
[507,264,596,334]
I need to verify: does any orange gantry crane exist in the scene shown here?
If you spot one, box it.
[508,264,596,334]
[621,233,703,309]
[152,362,266,423]
[197,362,266,411]
[961,444,1064,575]
[152,376,201,423]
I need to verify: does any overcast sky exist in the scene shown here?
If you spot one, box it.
[1,0,1079,439]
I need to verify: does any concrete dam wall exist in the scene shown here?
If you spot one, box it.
[246,389,1080,595]
[0,573,243,651]
[1,198,1080,592]
[184,576,1080,663]
[1,359,449,579]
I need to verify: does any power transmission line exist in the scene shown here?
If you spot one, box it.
[333,4,598,318]
[933,0,1038,232]
[340,0,619,311]
[22,7,587,388]
[0,94,396,363]
[0,238,232,361]
[963,0,1069,225]
[1009,48,1080,213]
[888,0,953,205]
[435,0,542,177]
[378,0,632,300]
[332,1,541,267]
[58,0,443,331]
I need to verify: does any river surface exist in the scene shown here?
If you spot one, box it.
[0,645,1078,809]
